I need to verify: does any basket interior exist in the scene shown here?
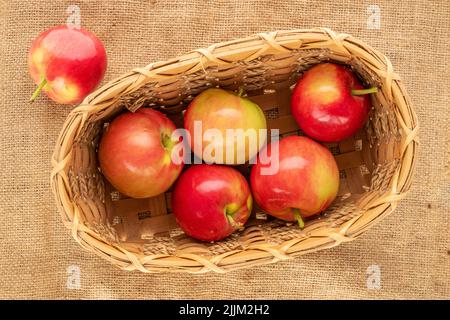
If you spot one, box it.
[68,48,402,257]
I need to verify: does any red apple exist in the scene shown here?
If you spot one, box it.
[250,136,339,227]
[98,108,183,198]
[184,88,267,165]
[28,25,107,104]
[172,164,253,241]
[291,63,376,142]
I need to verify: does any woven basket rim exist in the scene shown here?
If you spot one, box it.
[51,28,419,273]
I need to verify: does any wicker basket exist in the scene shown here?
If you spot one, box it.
[51,28,418,273]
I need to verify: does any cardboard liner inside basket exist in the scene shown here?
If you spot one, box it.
[53,29,418,273]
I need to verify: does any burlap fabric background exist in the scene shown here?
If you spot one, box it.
[0,0,448,299]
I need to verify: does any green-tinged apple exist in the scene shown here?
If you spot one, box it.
[172,164,253,241]
[184,88,267,165]
[28,25,107,104]
[250,136,339,227]
[98,108,183,198]
[291,63,376,142]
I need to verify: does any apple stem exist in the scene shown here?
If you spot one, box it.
[161,132,175,150]
[237,87,245,97]
[227,214,236,227]
[30,79,47,103]
[292,208,305,229]
[351,87,378,96]
[226,214,243,230]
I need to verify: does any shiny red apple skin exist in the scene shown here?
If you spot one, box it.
[250,136,339,222]
[98,108,183,199]
[172,164,253,242]
[291,63,371,142]
[184,88,267,165]
[28,25,107,104]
